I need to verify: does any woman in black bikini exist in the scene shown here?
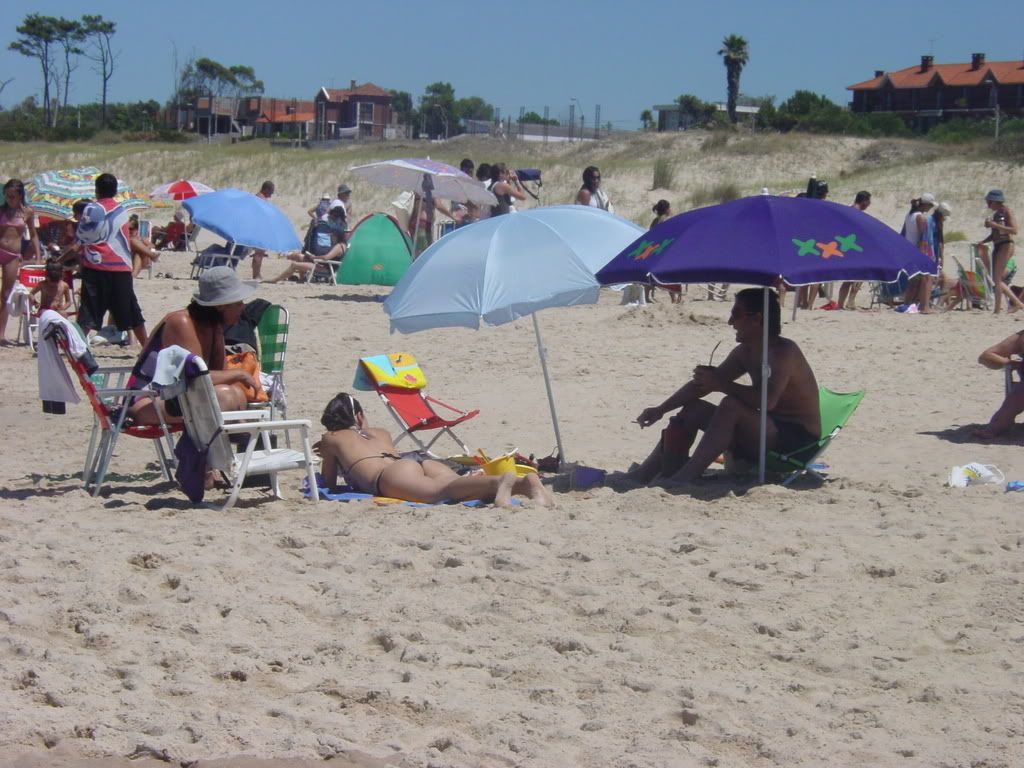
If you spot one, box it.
[979,189,1022,314]
[317,393,552,507]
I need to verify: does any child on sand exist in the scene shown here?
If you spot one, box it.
[30,261,73,317]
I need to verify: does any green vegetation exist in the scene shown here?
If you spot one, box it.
[690,181,741,207]
[651,157,675,190]
[718,34,749,125]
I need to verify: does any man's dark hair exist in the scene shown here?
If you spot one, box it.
[476,163,491,182]
[582,166,600,192]
[735,288,782,338]
[95,173,118,198]
[260,180,275,196]
[460,158,474,174]
[45,260,64,281]
[321,392,363,431]
[72,198,91,218]
[854,190,871,205]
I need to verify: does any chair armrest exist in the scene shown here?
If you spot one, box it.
[93,387,147,398]
[222,409,270,422]
[220,418,311,434]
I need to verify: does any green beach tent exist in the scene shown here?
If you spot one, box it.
[337,213,414,286]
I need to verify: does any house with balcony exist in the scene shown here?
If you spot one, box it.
[848,53,1024,130]
[253,98,316,138]
[312,81,393,140]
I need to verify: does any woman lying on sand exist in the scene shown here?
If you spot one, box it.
[317,392,552,507]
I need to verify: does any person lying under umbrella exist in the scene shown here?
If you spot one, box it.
[317,392,552,507]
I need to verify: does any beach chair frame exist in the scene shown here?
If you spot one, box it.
[174,355,318,511]
[767,387,866,487]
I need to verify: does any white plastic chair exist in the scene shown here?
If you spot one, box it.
[174,355,318,510]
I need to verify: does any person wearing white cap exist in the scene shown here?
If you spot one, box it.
[902,194,936,313]
[978,189,1022,314]
[126,266,260,426]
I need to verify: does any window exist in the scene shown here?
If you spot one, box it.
[358,102,373,124]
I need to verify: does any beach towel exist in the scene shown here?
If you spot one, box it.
[301,475,515,507]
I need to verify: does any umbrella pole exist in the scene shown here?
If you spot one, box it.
[532,314,567,469]
[758,286,770,484]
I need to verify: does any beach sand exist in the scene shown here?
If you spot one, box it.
[1,134,1023,766]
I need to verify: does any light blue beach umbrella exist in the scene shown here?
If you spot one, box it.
[183,188,301,252]
[384,205,644,465]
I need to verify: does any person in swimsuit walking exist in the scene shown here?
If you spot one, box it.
[978,189,1023,314]
[0,179,41,345]
[317,393,552,507]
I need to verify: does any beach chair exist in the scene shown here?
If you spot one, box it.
[869,274,909,309]
[46,324,179,496]
[190,243,243,279]
[173,355,318,510]
[767,387,866,486]
[354,353,479,456]
[256,304,289,420]
[950,256,990,311]
[14,264,46,351]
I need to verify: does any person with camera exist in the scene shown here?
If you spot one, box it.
[487,163,527,217]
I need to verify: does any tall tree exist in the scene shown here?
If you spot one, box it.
[53,17,85,115]
[81,15,117,128]
[640,109,653,130]
[420,81,455,139]
[718,34,749,124]
[9,14,58,127]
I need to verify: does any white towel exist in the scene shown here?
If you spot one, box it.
[37,310,88,404]
[151,344,193,388]
[6,282,30,317]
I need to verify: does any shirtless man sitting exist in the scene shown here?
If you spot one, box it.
[972,330,1024,439]
[630,288,820,484]
[317,393,552,507]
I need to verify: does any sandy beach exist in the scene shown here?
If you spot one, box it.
[1,134,1023,766]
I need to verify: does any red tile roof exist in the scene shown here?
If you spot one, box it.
[849,59,1024,90]
[321,83,390,100]
[256,111,315,124]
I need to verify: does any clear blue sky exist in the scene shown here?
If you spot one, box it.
[3,0,1023,128]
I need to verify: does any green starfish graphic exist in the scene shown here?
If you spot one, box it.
[836,234,863,253]
[792,238,819,257]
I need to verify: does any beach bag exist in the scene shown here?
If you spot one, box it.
[224,350,269,403]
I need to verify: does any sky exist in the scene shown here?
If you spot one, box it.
[3,1,1024,129]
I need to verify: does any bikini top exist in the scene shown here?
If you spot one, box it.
[0,206,28,234]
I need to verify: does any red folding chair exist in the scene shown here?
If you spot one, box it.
[356,353,479,456]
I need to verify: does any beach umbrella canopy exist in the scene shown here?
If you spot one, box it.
[596,194,937,287]
[596,193,937,484]
[25,166,148,220]
[183,188,301,252]
[384,205,645,465]
[150,179,215,201]
[349,158,497,206]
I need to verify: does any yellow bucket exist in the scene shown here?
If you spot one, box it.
[482,455,517,476]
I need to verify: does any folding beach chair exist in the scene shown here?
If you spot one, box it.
[354,353,479,456]
[173,355,318,511]
[256,304,289,420]
[869,274,909,309]
[950,256,991,311]
[190,243,244,279]
[46,323,179,496]
[767,387,866,486]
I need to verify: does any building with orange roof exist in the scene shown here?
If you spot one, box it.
[848,53,1024,129]
[313,81,393,140]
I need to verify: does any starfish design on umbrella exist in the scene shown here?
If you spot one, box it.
[816,241,843,259]
[836,234,863,253]
[792,238,819,257]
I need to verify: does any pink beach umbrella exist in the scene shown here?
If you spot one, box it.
[150,179,215,201]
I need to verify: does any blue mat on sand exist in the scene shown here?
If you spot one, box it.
[302,481,517,507]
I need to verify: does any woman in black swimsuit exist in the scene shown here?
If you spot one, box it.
[317,393,552,507]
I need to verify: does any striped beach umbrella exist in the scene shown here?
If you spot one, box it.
[25,166,148,220]
[150,179,215,201]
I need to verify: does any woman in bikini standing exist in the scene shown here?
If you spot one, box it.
[978,189,1023,314]
[317,393,552,507]
[0,179,41,345]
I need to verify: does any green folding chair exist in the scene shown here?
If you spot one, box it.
[256,304,289,421]
[767,387,866,486]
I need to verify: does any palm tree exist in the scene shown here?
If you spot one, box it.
[718,34,749,124]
